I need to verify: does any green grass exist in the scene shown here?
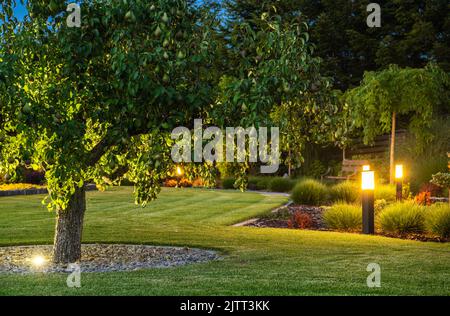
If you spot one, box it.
[0,187,449,296]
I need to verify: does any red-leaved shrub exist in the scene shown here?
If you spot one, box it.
[192,178,204,187]
[287,211,313,229]
[164,179,178,187]
[415,191,431,206]
[419,183,443,197]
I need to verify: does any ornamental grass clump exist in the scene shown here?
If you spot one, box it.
[374,184,396,202]
[378,201,426,235]
[323,203,362,232]
[329,181,360,203]
[291,179,328,206]
[425,203,450,239]
[268,177,295,193]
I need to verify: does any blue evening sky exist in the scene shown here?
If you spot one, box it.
[13,1,28,20]
[11,1,221,20]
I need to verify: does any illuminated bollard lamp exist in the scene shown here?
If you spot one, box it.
[361,169,375,235]
[395,164,404,201]
[176,166,183,188]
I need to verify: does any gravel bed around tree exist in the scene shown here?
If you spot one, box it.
[0,244,220,274]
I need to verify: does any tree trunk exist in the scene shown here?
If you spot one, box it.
[53,187,86,264]
[389,112,396,185]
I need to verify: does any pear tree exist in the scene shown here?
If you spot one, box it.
[0,0,218,263]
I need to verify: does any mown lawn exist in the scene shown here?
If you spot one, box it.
[0,187,449,296]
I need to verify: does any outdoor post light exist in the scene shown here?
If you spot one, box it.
[395,164,403,201]
[361,170,375,234]
[176,166,183,188]
[363,165,370,171]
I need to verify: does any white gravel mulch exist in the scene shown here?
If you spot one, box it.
[0,244,220,274]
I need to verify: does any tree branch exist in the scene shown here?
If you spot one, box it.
[87,125,150,167]
[88,136,113,167]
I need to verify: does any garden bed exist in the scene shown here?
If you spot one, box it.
[246,204,326,230]
[244,203,449,243]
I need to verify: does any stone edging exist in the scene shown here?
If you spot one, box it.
[232,200,292,227]
[0,184,97,197]
[0,188,48,197]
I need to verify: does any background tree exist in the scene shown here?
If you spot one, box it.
[225,0,450,178]
[0,0,221,263]
[214,9,341,180]
[345,64,449,184]
[226,0,450,90]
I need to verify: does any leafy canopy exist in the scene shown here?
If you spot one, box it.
[0,0,338,206]
[226,0,450,90]
[345,64,450,150]
[216,8,342,173]
[0,0,219,209]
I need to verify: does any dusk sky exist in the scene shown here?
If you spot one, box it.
[13,1,27,20]
[10,1,217,20]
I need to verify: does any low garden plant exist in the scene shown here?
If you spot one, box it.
[323,203,362,232]
[287,211,313,229]
[247,177,261,190]
[374,199,388,214]
[374,184,396,202]
[0,183,45,191]
[425,203,450,239]
[256,177,271,191]
[164,178,193,188]
[329,181,360,203]
[378,201,426,235]
[430,172,450,202]
[222,176,296,193]
[291,179,328,206]
[268,177,295,193]
[222,177,236,190]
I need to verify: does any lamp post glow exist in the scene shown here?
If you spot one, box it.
[361,170,375,234]
[395,164,403,201]
[362,165,371,171]
[176,166,183,188]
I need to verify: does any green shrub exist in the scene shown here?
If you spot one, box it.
[304,160,327,179]
[323,203,362,232]
[256,177,271,191]
[268,177,295,193]
[430,173,450,199]
[410,157,448,194]
[291,179,328,206]
[425,203,450,238]
[375,184,396,202]
[330,181,360,203]
[222,177,236,190]
[378,202,426,235]
[397,117,450,193]
[216,162,239,178]
[247,177,261,190]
